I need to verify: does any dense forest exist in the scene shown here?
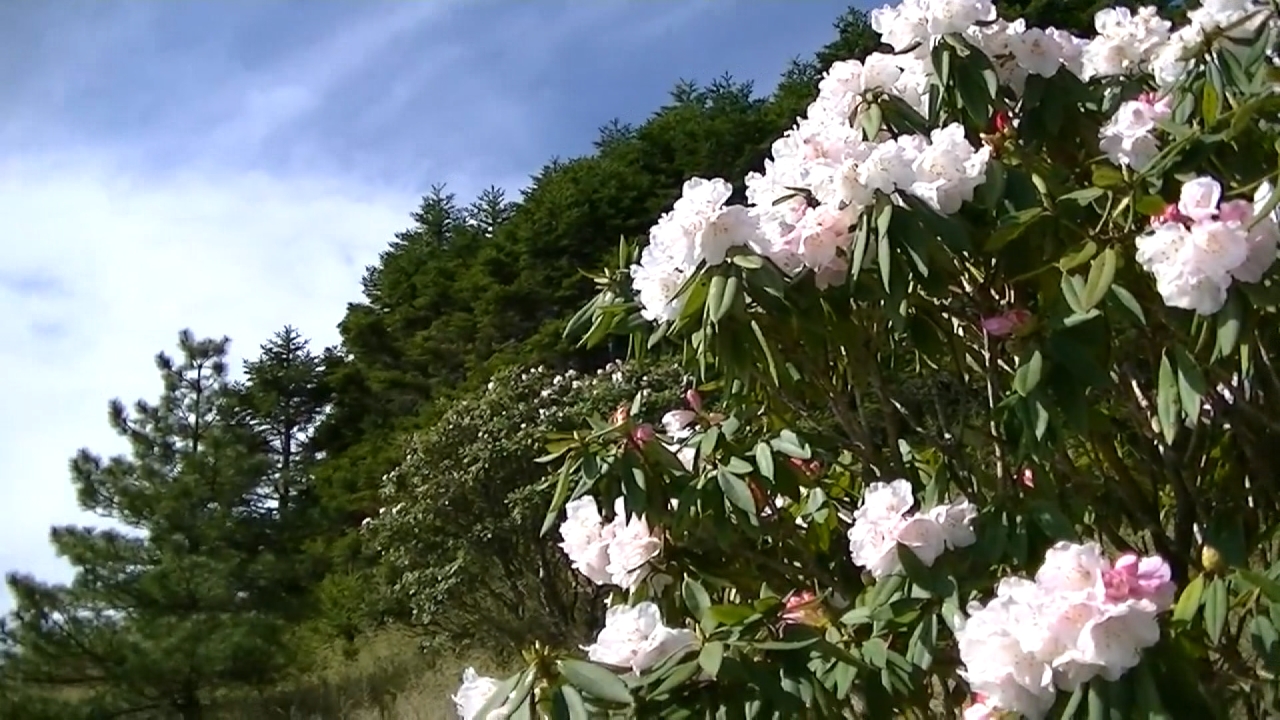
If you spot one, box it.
[0,2,1183,717]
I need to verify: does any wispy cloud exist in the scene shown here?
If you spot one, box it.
[0,0,855,611]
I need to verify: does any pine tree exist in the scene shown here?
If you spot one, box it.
[222,327,332,625]
[0,331,292,719]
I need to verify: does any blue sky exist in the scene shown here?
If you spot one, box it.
[0,0,857,611]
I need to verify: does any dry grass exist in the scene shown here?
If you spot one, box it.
[211,630,508,720]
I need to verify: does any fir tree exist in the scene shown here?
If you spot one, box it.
[0,332,292,719]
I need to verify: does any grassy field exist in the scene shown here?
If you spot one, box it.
[212,630,505,720]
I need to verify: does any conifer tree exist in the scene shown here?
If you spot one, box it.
[0,332,292,719]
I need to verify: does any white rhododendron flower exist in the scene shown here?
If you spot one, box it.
[958,542,1175,718]
[604,498,664,590]
[1099,92,1171,171]
[1136,176,1278,314]
[452,668,501,720]
[558,497,663,591]
[847,479,977,578]
[558,497,614,585]
[584,602,698,675]
[1080,6,1172,79]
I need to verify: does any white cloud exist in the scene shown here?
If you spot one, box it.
[0,151,419,610]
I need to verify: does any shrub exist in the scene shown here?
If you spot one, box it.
[452,1,1280,717]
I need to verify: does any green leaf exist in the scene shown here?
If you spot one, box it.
[1110,284,1146,326]
[771,431,811,459]
[1060,685,1086,718]
[477,669,531,719]
[1215,293,1243,359]
[984,207,1045,251]
[754,442,775,481]
[859,101,884,139]
[708,604,756,626]
[560,685,590,720]
[1082,247,1117,310]
[1091,164,1126,189]
[557,659,632,705]
[1173,347,1207,424]
[1156,352,1181,445]
[877,218,893,293]
[749,319,780,385]
[1173,574,1205,624]
[704,274,726,324]
[649,659,700,697]
[1133,664,1171,720]
[712,275,740,323]
[724,456,753,475]
[698,642,725,679]
[1087,682,1109,720]
[1013,349,1044,397]
[1204,577,1229,644]
[1134,194,1168,216]
[682,576,712,620]
[1235,569,1280,603]
[1060,187,1107,205]
[862,637,889,669]
[718,469,758,517]
[1059,241,1098,272]
[976,159,1007,209]
[1202,76,1221,125]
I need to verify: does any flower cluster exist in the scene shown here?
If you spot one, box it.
[558,496,663,591]
[1135,176,1279,314]
[846,479,977,579]
[1098,92,1172,171]
[452,667,502,720]
[957,542,1176,719]
[583,601,699,675]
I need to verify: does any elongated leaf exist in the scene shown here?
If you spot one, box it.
[1061,686,1086,718]
[1173,574,1206,623]
[1087,682,1109,720]
[1204,577,1229,644]
[719,469,758,517]
[1156,352,1181,445]
[1013,349,1044,396]
[540,464,572,536]
[1082,247,1117,310]
[1235,568,1280,603]
[560,685,590,720]
[698,641,725,678]
[682,576,712,620]
[1110,284,1146,326]
[1215,293,1243,359]
[754,442,775,481]
[878,221,893,293]
[705,274,726,324]
[476,669,532,719]
[1173,347,1207,426]
[557,659,632,705]
[712,275,740,322]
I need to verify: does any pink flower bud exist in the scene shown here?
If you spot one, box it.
[1153,202,1188,227]
[685,388,704,412]
[1104,553,1175,609]
[981,308,1032,337]
[993,110,1013,134]
[1218,199,1253,224]
[631,423,656,446]
[1018,467,1035,488]
[781,590,827,627]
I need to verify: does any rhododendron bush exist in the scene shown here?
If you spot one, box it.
[452,1,1280,717]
